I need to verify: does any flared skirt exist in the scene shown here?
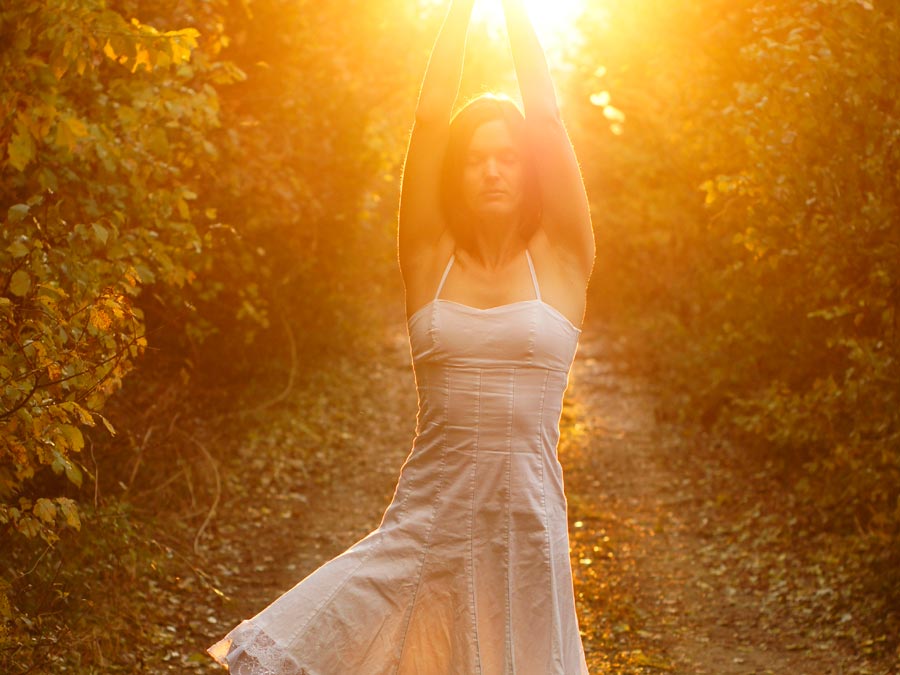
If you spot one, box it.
[207,434,589,675]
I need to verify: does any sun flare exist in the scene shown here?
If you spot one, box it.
[474,0,586,44]
[422,0,588,47]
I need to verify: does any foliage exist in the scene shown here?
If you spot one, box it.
[572,0,899,638]
[0,0,238,551]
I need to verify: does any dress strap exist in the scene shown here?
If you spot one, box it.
[434,253,455,300]
[525,249,542,301]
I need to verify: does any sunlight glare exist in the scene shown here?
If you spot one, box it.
[421,0,587,47]
[475,0,586,45]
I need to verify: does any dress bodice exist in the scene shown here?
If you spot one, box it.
[406,250,582,444]
[407,298,580,372]
[406,249,581,372]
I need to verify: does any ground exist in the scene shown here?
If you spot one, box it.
[563,332,889,674]
[178,320,897,675]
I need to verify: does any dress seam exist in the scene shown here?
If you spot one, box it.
[285,530,384,648]
[394,366,451,673]
[505,367,517,673]
[469,369,484,674]
[536,369,558,669]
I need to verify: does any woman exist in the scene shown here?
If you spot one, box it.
[207,1,594,672]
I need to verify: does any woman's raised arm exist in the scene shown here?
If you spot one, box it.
[502,0,595,280]
[398,0,475,277]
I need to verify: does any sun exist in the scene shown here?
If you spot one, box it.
[472,0,586,46]
[420,0,587,48]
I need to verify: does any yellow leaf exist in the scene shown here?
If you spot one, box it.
[64,116,88,138]
[60,401,95,426]
[132,47,152,73]
[96,413,116,436]
[699,179,717,205]
[131,16,160,36]
[164,27,200,39]
[89,307,111,331]
[8,441,29,467]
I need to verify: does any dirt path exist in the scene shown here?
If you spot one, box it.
[192,322,895,675]
[564,330,893,674]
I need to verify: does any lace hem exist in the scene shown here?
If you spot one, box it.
[207,620,309,675]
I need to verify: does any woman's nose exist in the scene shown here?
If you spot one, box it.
[484,157,500,176]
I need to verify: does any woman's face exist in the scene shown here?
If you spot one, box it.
[460,119,526,223]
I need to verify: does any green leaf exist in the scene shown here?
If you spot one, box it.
[7,126,35,171]
[7,204,30,223]
[58,497,81,530]
[9,270,31,297]
[55,116,88,152]
[17,517,41,538]
[6,240,29,258]
[33,498,58,523]
[92,223,109,245]
[59,424,85,452]
[51,452,66,476]
[65,462,83,488]
[0,584,12,619]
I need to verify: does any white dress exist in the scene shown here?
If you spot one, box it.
[208,249,590,674]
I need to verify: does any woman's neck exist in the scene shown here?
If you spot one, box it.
[464,225,526,271]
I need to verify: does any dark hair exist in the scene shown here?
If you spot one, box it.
[440,93,542,255]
